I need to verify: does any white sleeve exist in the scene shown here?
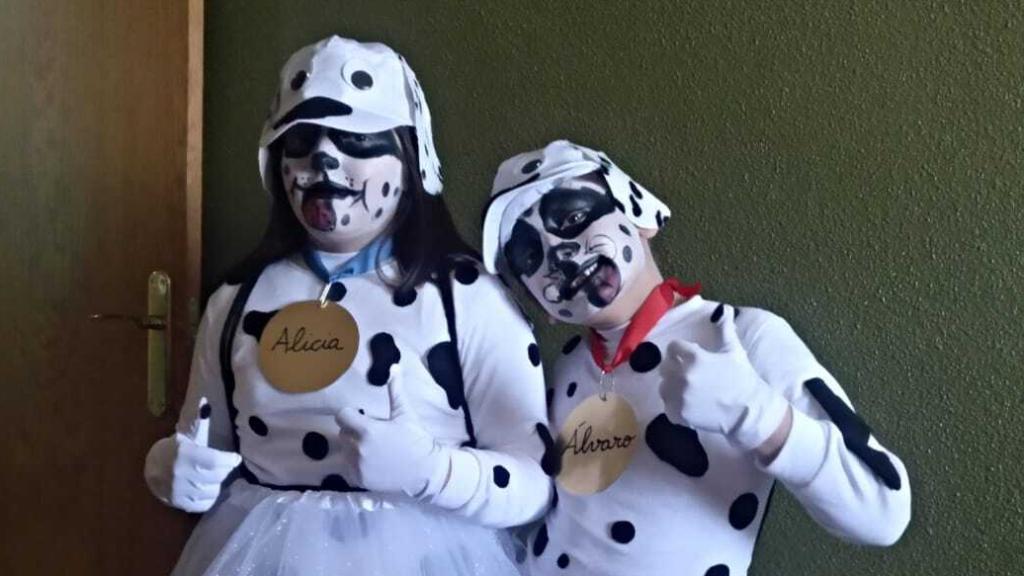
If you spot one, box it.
[173,283,240,451]
[428,264,554,528]
[736,307,912,546]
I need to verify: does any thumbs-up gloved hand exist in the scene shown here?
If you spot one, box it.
[335,366,451,499]
[659,310,791,452]
[144,397,243,513]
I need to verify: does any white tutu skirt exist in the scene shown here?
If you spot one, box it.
[171,479,526,576]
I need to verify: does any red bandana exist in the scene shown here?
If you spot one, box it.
[589,278,702,374]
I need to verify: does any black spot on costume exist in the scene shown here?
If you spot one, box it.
[629,341,662,373]
[806,378,902,490]
[366,333,401,386]
[645,414,709,477]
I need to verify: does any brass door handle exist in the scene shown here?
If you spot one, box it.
[88,313,167,330]
[88,271,171,417]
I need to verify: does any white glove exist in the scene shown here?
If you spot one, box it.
[144,397,243,513]
[659,310,790,451]
[335,366,452,499]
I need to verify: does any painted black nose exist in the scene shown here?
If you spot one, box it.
[548,242,581,274]
[311,151,340,172]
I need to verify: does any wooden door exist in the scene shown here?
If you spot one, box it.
[0,1,203,573]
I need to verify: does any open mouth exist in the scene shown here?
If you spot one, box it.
[560,255,622,307]
[295,179,366,232]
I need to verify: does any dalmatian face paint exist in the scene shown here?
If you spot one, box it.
[259,35,444,209]
[505,172,647,323]
[280,123,403,250]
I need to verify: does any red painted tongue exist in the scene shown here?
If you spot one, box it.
[303,197,336,232]
[593,263,621,302]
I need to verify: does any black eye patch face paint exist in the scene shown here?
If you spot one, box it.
[280,124,401,160]
[327,129,401,159]
[505,219,544,278]
[538,187,615,240]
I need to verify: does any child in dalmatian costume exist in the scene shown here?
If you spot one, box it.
[482,140,911,576]
[144,36,553,575]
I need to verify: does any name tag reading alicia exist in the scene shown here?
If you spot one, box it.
[258,301,360,393]
[557,393,639,495]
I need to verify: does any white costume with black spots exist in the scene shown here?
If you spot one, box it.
[526,298,911,576]
[168,254,552,574]
[481,140,911,575]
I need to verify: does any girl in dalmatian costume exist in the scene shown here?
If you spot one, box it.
[482,140,912,576]
[144,36,553,575]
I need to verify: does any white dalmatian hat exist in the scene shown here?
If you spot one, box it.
[258,35,443,195]
[482,140,671,273]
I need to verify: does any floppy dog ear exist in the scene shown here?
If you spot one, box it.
[398,55,442,195]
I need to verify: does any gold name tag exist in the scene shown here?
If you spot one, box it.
[557,393,639,495]
[258,301,360,393]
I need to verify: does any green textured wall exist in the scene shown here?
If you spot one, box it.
[204,2,1023,574]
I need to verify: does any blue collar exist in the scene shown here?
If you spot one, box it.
[301,236,393,283]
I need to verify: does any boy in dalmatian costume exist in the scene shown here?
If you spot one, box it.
[144,36,554,575]
[482,140,911,576]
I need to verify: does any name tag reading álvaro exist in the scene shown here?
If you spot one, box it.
[258,301,360,393]
[557,393,639,495]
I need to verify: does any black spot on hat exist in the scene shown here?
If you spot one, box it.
[623,245,633,263]
[629,195,643,218]
[272,97,352,130]
[705,565,730,576]
[199,403,212,419]
[567,382,577,398]
[610,520,635,544]
[522,159,542,174]
[290,70,308,90]
[711,303,726,323]
[656,210,666,228]
[381,182,390,197]
[242,310,278,340]
[350,70,373,90]
[248,415,268,437]
[562,334,582,355]
[374,208,383,219]
[326,282,347,302]
[528,343,542,366]
[628,181,644,199]
[734,307,742,319]
[493,465,511,488]
[366,333,401,386]
[532,524,548,557]
[302,431,329,460]
[557,554,570,569]
[619,223,632,237]
[420,169,427,180]
[551,486,559,510]
[629,342,662,373]
[558,309,572,318]
[392,287,417,307]
[806,378,901,490]
[341,213,350,226]
[536,423,561,476]
[612,196,626,213]
[427,341,465,410]
[729,493,760,530]
[646,414,709,477]
[454,261,480,285]
[522,207,535,218]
